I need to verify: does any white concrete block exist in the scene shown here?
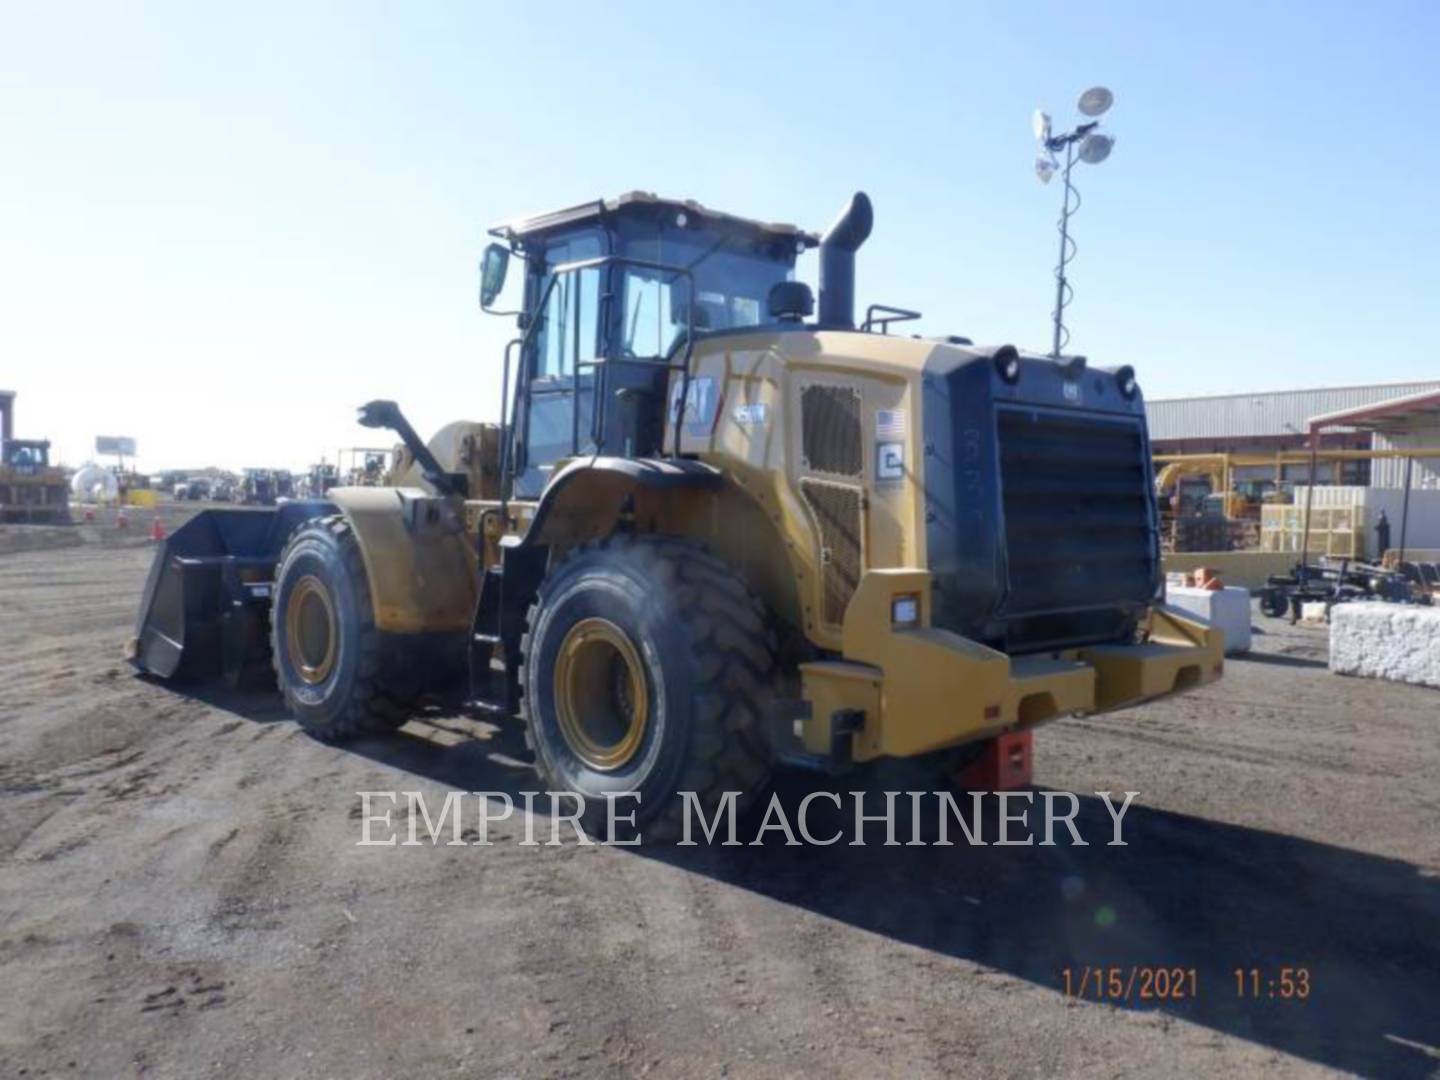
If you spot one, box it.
[1330,603,1440,689]
[1167,585,1253,655]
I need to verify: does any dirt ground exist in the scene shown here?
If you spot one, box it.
[2,508,1438,1079]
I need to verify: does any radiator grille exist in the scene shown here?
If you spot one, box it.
[996,407,1156,618]
[800,385,863,477]
[800,479,864,624]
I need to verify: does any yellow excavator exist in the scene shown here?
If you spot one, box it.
[131,191,1222,836]
[1154,459,1250,521]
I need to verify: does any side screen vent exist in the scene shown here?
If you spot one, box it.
[800,479,864,624]
[801,385,863,477]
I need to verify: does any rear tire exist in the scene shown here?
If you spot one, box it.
[270,515,419,740]
[520,535,776,841]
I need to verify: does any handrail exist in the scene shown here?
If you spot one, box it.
[862,303,921,334]
[501,254,698,500]
[498,337,520,520]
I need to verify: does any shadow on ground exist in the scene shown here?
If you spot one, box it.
[1235,651,1331,671]
[172,684,1440,1078]
[651,771,1440,1079]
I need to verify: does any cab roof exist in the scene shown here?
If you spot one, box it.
[489,191,820,247]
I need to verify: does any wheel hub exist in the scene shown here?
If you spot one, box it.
[553,617,649,771]
[286,574,337,685]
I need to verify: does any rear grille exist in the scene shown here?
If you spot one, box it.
[800,385,863,477]
[800,478,863,624]
[996,407,1156,620]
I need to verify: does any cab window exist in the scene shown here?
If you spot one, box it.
[533,232,603,379]
[617,224,795,351]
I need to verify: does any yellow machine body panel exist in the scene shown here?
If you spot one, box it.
[327,486,479,634]
[663,328,938,650]
[0,464,71,522]
[640,329,1224,760]
[800,569,1223,764]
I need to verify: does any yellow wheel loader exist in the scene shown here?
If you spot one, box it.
[130,191,1223,837]
[0,392,70,524]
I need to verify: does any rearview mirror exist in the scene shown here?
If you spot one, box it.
[479,243,510,309]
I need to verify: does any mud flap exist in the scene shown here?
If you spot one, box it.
[128,503,333,686]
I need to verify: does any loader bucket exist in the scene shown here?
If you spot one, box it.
[129,503,333,687]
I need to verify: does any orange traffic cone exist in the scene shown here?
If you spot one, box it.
[151,517,166,541]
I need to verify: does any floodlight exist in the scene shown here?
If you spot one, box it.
[1032,108,1052,142]
[1077,86,1114,117]
[1030,86,1120,357]
[1078,132,1114,164]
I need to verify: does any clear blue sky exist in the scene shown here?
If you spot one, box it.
[2,1,1437,470]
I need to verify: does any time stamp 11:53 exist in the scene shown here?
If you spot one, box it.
[1060,966,1313,1003]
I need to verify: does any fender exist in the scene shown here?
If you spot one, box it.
[466,457,725,713]
[328,486,479,633]
[520,455,723,549]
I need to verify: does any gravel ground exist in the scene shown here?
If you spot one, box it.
[2,511,1438,1078]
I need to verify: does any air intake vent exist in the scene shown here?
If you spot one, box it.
[800,479,864,624]
[801,385,863,477]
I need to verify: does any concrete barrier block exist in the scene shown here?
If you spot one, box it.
[1329,603,1440,689]
[1167,585,1252,654]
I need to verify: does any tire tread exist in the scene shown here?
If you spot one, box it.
[519,534,776,840]
[270,515,418,740]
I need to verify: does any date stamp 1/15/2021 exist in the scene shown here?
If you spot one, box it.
[1061,966,1312,1004]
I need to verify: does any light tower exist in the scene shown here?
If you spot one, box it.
[1033,86,1116,358]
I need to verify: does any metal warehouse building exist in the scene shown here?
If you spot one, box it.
[1148,381,1440,489]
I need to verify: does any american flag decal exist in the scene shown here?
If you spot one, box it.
[875,409,907,439]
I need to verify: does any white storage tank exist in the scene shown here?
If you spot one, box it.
[69,462,118,503]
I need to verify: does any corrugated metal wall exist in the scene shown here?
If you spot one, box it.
[1147,382,1440,440]
[1373,425,1440,490]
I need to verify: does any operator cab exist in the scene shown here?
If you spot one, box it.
[481,193,818,497]
[2,439,51,473]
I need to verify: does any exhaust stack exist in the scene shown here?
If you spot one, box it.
[817,192,873,329]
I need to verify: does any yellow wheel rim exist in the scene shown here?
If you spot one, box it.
[553,617,649,771]
[285,574,338,685]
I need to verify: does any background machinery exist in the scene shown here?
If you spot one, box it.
[238,469,278,506]
[1153,457,1265,552]
[305,462,340,499]
[131,191,1223,837]
[0,391,70,524]
[337,447,392,487]
[1260,558,1429,621]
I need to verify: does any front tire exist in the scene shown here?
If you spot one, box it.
[520,536,776,840]
[270,515,419,740]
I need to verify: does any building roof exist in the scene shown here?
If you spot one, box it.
[1308,388,1440,434]
[489,191,820,246]
[1147,381,1440,441]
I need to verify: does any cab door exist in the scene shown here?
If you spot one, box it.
[514,234,603,498]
